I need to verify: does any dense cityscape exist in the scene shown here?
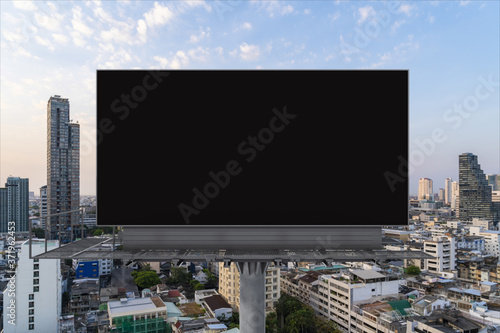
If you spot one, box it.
[1,2,498,333]
[0,95,499,332]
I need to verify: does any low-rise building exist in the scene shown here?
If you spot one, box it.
[202,295,232,319]
[108,297,168,333]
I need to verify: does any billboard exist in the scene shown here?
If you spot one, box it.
[97,70,408,248]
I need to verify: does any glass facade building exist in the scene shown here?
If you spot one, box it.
[47,95,80,237]
[458,153,499,222]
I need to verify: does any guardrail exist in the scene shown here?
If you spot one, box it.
[28,208,117,259]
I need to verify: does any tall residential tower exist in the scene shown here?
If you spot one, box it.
[458,153,499,222]
[418,178,433,201]
[0,177,29,233]
[47,95,80,235]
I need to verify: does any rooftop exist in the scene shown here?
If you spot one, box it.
[351,269,386,280]
[108,297,166,318]
[204,295,232,311]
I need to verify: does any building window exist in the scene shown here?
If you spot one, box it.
[33,264,39,270]
[29,316,34,323]
[29,301,34,308]
[33,279,39,285]
[33,271,39,277]
[29,324,34,330]
[33,286,39,292]
[29,309,34,315]
[33,259,39,263]
[29,294,34,300]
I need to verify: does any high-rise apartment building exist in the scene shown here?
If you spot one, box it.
[458,153,498,222]
[451,181,459,210]
[0,187,8,233]
[438,188,445,202]
[39,185,47,228]
[47,95,80,235]
[0,177,29,233]
[218,262,280,313]
[487,174,500,191]
[3,240,62,332]
[418,178,433,201]
[444,178,453,205]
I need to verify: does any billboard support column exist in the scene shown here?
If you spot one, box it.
[236,261,269,333]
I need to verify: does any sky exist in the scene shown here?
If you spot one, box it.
[0,0,499,197]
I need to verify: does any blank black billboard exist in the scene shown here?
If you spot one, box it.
[97,70,408,226]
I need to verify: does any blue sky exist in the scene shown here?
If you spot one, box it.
[1,0,499,196]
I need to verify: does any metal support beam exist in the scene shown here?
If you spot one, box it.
[236,262,269,333]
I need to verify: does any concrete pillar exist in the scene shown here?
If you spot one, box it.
[236,262,269,333]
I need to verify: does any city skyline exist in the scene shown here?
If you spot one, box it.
[1,0,499,196]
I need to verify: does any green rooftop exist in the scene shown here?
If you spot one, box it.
[388,300,411,316]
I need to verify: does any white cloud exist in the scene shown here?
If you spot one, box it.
[329,11,340,21]
[2,30,26,43]
[398,4,416,16]
[251,1,294,18]
[187,46,210,62]
[358,6,375,24]
[239,42,260,61]
[52,33,69,45]
[34,35,54,51]
[459,0,471,6]
[391,20,405,33]
[12,45,40,59]
[12,1,37,11]
[144,2,174,28]
[214,46,224,56]
[241,22,253,30]
[428,15,435,24]
[153,51,189,69]
[169,51,189,69]
[137,19,148,43]
[153,55,169,68]
[189,27,210,43]
[280,5,294,15]
[34,12,62,31]
[71,7,94,37]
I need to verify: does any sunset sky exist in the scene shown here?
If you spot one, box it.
[1,0,499,196]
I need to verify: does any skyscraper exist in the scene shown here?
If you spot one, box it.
[444,177,453,205]
[6,177,29,232]
[451,181,459,210]
[487,174,500,191]
[418,178,433,201]
[47,95,80,236]
[0,187,7,233]
[39,185,47,228]
[0,177,29,233]
[458,153,498,222]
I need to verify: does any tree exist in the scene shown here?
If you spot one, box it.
[218,312,239,329]
[266,311,278,333]
[169,267,192,284]
[406,265,421,275]
[202,268,218,289]
[286,307,315,333]
[314,315,342,333]
[132,270,161,289]
[93,229,103,236]
[32,227,45,238]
